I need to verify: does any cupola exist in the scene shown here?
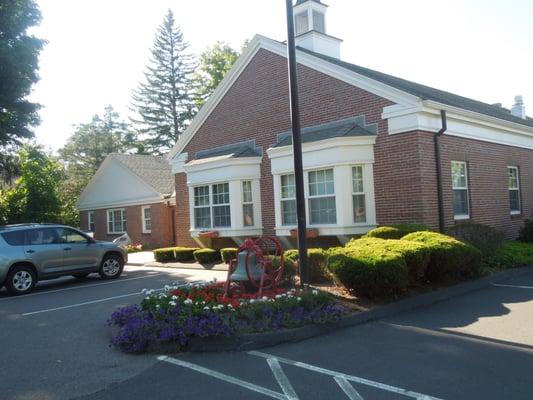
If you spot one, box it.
[293,0,342,58]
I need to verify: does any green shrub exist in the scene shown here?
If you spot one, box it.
[518,216,533,243]
[447,222,504,257]
[485,241,533,269]
[364,223,429,240]
[193,248,220,264]
[282,248,330,283]
[220,248,238,263]
[346,237,430,283]
[328,244,409,298]
[153,247,199,263]
[266,255,298,285]
[402,231,482,281]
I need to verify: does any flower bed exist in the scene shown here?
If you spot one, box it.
[124,243,145,253]
[108,281,347,353]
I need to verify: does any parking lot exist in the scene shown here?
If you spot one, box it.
[1,267,533,400]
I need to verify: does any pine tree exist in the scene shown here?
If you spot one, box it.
[130,9,196,154]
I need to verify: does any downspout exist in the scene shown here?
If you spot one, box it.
[434,110,447,232]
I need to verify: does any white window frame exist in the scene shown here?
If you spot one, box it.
[280,174,297,226]
[508,166,521,215]
[352,165,366,224]
[307,168,337,225]
[242,181,254,227]
[88,211,95,232]
[107,208,126,234]
[193,183,231,229]
[142,205,152,233]
[451,161,470,220]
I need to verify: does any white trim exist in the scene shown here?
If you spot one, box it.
[87,211,95,232]
[78,198,166,212]
[141,205,152,234]
[106,208,126,235]
[508,166,521,215]
[451,161,470,220]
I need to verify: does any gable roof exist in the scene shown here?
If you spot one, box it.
[299,47,533,128]
[110,154,173,196]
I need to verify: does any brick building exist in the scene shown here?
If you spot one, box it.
[77,154,175,248]
[167,0,532,248]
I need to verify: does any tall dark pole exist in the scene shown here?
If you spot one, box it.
[285,0,308,287]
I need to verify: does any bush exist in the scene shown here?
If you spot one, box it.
[193,248,220,264]
[153,247,199,263]
[328,244,409,298]
[220,248,238,263]
[364,223,429,240]
[402,231,482,281]
[346,238,430,283]
[518,216,533,243]
[283,248,330,283]
[485,241,533,269]
[447,222,504,257]
[265,255,298,285]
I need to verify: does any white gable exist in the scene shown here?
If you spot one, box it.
[76,157,164,211]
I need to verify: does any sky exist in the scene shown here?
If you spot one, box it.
[29,0,533,151]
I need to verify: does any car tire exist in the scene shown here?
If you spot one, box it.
[6,265,37,295]
[72,273,90,280]
[99,254,124,280]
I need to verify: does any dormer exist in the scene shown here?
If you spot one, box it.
[293,0,342,59]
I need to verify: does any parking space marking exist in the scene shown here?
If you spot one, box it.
[491,283,533,290]
[0,273,163,301]
[249,351,444,400]
[158,355,287,400]
[334,376,364,400]
[21,289,162,316]
[267,358,299,400]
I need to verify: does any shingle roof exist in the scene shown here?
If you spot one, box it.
[298,47,533,128]
[275,116,376,147]
[195,140,262,160]
[110,154,173,196]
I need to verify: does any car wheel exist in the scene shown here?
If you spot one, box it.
[99,254,123,280]
[72,273,90,280]
[6,265,37,295]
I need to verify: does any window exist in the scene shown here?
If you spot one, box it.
[313,10,325,33]
[295,11,308,35]
[352,166,366,223]
[193,183,231,229]
[26,228,60,245]
[308,168,336,224]
[451,161,469,219]
[281,174,297,225]
[508,166,521,214]
[107,209,126,234]
[88,211,95,232]
[1,230,26,246]
[56,228,89,244]
[142,206,152,233]
[242,181,254,227]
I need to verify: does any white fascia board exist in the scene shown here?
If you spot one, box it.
[171,152,188,174]
[168,34,419,162]
[77,197,166,212]
[184,156,262,186]
[190,228,264,238]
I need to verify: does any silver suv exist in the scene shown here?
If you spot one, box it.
[0,224,128,295]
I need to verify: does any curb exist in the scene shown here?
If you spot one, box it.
[115,266,533,354]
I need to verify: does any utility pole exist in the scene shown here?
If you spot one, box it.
[285,0,308,287]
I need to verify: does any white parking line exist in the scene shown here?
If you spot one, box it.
[0,274,162,301]
[21,289,162,316]
[334,376,364,400]
[249,351,444,400]
[491,283,533,290]
[267,358,299,400]
[158,355,287,400]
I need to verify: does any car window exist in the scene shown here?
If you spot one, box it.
[57,228,89,244]
[1,230,26,246]
[26,228,61,245]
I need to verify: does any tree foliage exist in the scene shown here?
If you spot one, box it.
[0,145,77,226]
[194,41,239,108]
[130,9,196,154]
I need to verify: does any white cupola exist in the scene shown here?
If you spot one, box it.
[293,0,342,59]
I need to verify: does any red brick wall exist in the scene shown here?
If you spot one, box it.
[79,202,174,249]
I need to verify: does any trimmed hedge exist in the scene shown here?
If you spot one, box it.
[485,241,533,269]
[153,247,199,263]
[347,238,430,283]
[283,248,330,283]
[193,248,220,264]
[447,222,504,257]
[364,223,429,240]
[402,231,482,281]
[265,255,298,285]
[328,244,409,298]
[220,248,238,263]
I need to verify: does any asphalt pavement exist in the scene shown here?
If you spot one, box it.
[1,267,533,400]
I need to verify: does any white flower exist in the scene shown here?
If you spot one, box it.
[227,304,233,309]
[275,294,283,299]
[297,297,302,301]
[184,298,193,305]
[203,306,210,310]
[262,296,268,301]
[201,301,206,305]
[156,304,160,308]
[312,290,318,295]
[164,285,170,291]
[169,301,177,306]
[250,299,255,303]
[172,295,178,300]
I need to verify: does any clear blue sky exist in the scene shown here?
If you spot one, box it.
[29,0,533,151]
